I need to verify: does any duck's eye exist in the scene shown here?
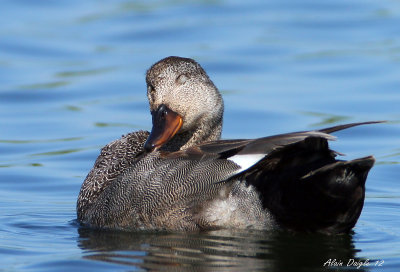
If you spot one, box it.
[161,109,167,119]
[176,74,188,85]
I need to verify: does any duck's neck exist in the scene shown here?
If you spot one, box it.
[161,116,223,152]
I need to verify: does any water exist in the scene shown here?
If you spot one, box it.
[1,0,399,271]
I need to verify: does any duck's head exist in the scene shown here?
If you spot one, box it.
[144,56,224,152]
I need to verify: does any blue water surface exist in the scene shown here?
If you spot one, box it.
[1,0,400,271]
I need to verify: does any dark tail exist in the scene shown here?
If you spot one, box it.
[244,135,375,234]
[294,156,374,233]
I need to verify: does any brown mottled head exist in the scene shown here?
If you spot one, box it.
[145,56,224,151]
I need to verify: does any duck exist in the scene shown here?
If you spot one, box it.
[77,56,379,234]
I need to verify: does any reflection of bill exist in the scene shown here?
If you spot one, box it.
[323,258,384,269]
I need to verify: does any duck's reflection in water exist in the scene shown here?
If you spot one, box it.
[77,227,367,272]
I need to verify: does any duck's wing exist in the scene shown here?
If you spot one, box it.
[234,122,379,234]
[193,121,381,177]
[197,121,383,158]
[193,121,379,233]
[319,120,384,134]
[77,130,149,221]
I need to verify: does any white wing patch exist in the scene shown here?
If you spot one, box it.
[228,154,265,174]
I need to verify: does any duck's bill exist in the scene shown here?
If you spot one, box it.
[144,104,183,152]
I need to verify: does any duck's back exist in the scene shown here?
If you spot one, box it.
[77,133,279,231]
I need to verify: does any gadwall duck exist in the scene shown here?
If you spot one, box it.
[77,56,379,234]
